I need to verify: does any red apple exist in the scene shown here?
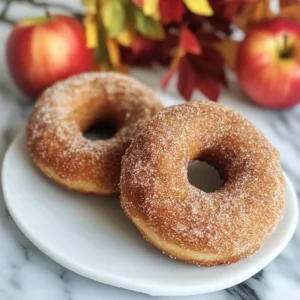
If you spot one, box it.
[6,15,93,98]
[236,18,300,109]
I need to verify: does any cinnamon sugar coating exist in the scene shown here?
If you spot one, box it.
[27,72,163,195]
[120,101,285,265]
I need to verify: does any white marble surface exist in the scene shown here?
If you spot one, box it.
[0,1,300,300]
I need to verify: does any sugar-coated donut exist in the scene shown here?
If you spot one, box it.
[27,72,163,195]
[120,101,285,266]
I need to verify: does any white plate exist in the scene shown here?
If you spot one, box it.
[2,131,298,297]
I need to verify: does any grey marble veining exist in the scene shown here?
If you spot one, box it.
[0,2,300,300]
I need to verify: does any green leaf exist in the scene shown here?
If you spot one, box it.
[101,0,127,37]
[132,4,165,40]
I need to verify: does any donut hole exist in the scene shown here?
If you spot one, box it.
[187,160,224,193]
[83,121,118,141]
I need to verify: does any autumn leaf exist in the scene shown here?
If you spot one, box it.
[177,56,220,101]
[162,46,226,101]
[235,0,274,31]
[250,0,272,21]
[106,37,129,72]
[279,0,300,8]
[120,32,177,66]
[181,26,202,54]
[210,0,257,21]
[132,4,165,39]
[143,0,160,19]
[159,0,184,23]
[116,26,136,47]
[132,0,160,19]
[187,47,227,87]
[154,33,179,65]
[83,14,98,48]
[121,35,155,65]
[101,0,127,37]
[213,39,239,70]
[208,12,232,35]
[162,25,201,90]
[184,0,213,16]
[278,4,300,22]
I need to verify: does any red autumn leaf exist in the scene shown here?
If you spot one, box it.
[208,13,232,35]
[183,10,205,31]
[159,0,184,23]
[197,32,221,44]
[210,0,257,21]
[132,35,154,55]
[154,33,179,65]
[180,26,202,54]
[177,55,220,101]
[188,46,227,87]
[120,33,178,66]
[162,45,226,101]
[121,35,155,66]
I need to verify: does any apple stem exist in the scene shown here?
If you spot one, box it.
[283,34,288,54]
[281,33,292,59]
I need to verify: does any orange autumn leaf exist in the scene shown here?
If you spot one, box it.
[235,0,274,31]
[279,0,300,7]
[250,0,272,21]
[213,39,239,70]
[278,4,300,22]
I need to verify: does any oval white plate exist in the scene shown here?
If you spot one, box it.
[2,131,298,296]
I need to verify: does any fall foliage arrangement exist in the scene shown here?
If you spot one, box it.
[81,0,300,102]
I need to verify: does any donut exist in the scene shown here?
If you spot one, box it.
[27,72,163,195]
[120,101,285,266]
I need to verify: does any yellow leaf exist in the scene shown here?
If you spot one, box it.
[116,26,136,47]
[184,0,213,16]
[213,40,239,70]
[106,38,120,68]
[143,0,160,20]
[83,14,98,49]
[106,38,129,72]
[278,4,300,22]
[81,0,97,14]
[101,0,127,37]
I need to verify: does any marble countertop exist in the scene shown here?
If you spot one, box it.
[0,1,300,300]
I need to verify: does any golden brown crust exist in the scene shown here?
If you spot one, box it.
[27,72,163,195]
[120,101,285,266]
[136,220,260,266]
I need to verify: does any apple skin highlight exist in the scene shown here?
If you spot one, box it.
[236,18,300,109]
[6,15,93,99]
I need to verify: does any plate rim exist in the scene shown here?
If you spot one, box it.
[2,130,299,296]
